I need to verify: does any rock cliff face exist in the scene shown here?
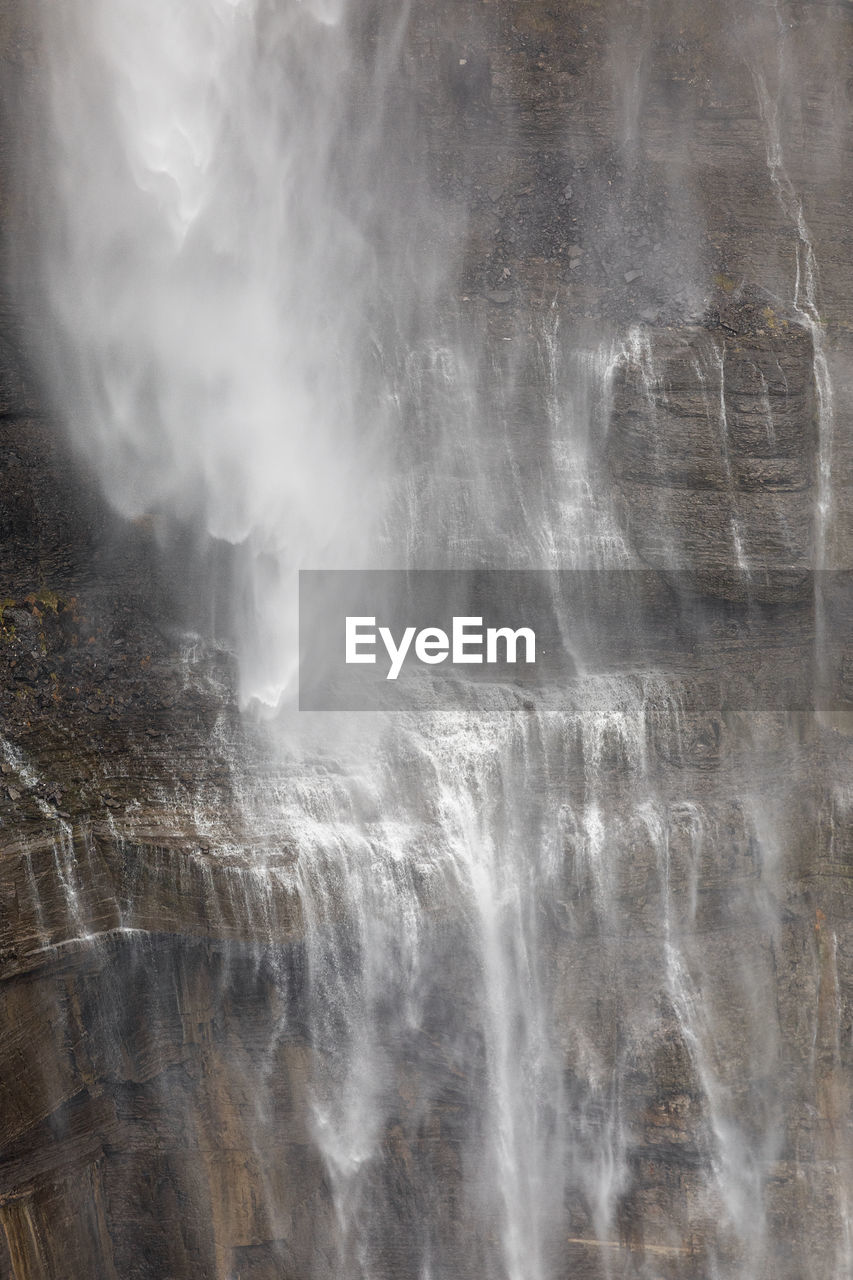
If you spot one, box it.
[1,3,852,1280]
[607,300,819,591]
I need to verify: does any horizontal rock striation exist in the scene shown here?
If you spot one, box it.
[606,291,820,598]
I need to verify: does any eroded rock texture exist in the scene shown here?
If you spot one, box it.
[607,299,819,593]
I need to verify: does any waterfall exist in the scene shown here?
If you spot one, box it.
[7,1,852,1278]
[27,0,451,706]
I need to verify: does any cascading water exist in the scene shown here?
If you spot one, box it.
[6,1,852,1279]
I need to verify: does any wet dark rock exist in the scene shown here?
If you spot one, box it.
[605,302,819,601]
